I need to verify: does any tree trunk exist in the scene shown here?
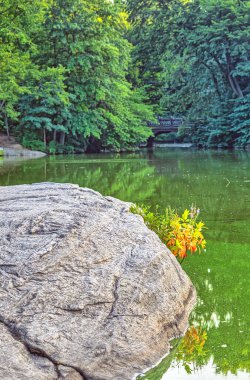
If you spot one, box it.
[201,62,221,99]
[227,74,244,98]
[0,100,5,111]
[147,136,154,148]
[59,131,65,146]
[232,76,244,98]
[4,113,10,139]
[210,51,244,99]
[228,74,239,97]
[53,130,57,142]
[226,50,244,98]
[43,128,47,149]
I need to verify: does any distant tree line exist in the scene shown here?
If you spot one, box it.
[0,0,153,153]
[127,0,250,148]
[0,0,249,152]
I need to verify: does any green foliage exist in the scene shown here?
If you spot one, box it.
[18,66,70,150]
[1,0,249,149]
[126,0,165,108]
[229,95,250,146]
[127,0,250,147]
[154,132,180,142]
[21,133,46,152]
[0,0,153,152]
[0,0,48,135]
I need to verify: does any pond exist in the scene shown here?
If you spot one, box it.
[0,148,249,380]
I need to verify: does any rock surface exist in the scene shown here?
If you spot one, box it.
[0,183,196,380]
[2,147,46,157]
[0,133,46,157]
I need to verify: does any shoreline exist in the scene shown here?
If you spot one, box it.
[1,147,46,158]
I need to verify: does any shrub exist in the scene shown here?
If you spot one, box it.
[130,205,206,262]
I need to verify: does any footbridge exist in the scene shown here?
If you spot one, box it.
[147,116,186,147]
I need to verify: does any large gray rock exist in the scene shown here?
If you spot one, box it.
[0,183,196,380]
[3,147,46,157]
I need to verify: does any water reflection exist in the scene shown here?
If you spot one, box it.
[137,326,208,379]
[0,149,249,379]
[164,359,250,380]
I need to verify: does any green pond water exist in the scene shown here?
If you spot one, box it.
[0,148,249,379]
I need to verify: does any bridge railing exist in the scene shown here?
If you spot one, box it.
[147,117,205,131]
[147,116,183,130]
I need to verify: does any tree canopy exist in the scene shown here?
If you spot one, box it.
[0,0,249,151]
[127,0,250,147]
[0,0,153,152]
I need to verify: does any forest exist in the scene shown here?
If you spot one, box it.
[0,0,249,153]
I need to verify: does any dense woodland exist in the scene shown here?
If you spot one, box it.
[0,0,249,153]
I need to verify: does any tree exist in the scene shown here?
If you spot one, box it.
[126,0,166,108]
[18,66,70,152]
[0,0,50,136]
[127,0,250,147]
[17,0,153,152]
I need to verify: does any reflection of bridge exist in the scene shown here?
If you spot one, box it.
[147,116,184,147]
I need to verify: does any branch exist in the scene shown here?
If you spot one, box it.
[0,100,5,110]
[209,52,227,78]
[232,76,244,98]
[228,74,240,97]
[201,62,222,99]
